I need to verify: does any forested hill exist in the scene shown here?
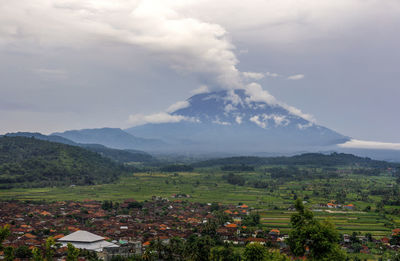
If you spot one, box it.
[0,136,128,188]
[193,153,399,168]
[4,132,156,164]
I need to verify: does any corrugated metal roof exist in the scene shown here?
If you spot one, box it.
[60,240,118,252]
[58,230,104,243]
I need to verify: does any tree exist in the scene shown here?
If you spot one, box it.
[44,237,56,261]
[0,225,10,251]
[185,235,214,261]
[287,199,346,260]
[66,243,80,261]
[32,247,44,261]
[210,244,241,261]
[265,250,290,261]
[243,213,260,227]
[15,245,33,258]
[243,243,267,261]
[4,246,14,261]
[166,237,185,261]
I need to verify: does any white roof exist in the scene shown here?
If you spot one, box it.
[58,230,105,243]
[60,240,118,252]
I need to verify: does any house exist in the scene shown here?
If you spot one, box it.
[343,204,355,210]
[58,230,118,252]
[327,203,336,208]
[269,229,280,236]
[392,228,400,236]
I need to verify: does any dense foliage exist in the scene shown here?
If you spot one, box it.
[0,136,128,188]
[221,165,255,172]
[160,164,194,172]
[287,199,346,260]
[83,145,156,164]
[194,152,397,168]
[4,132,156,164]
[222,173,246,186]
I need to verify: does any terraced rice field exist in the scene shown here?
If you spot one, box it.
[259,210,391,237]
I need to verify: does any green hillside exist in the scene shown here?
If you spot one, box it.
[0,136,128,188]
[4,132,156,164]
[193,153,398,168]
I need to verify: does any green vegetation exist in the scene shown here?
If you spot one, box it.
[160,164,194,172]
[0,225,10,251]
[287,199,346,260]
[0,136,129,188]
[82,145,156,164]
[194,153,398,168]
[2,167,400,240]
[2,141,400,260]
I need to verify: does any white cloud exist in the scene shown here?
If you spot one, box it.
[224,104,236,113]
[191,85,210,95]
[338,139,400,150]
[242,71,265,80]
[244,83,315,122]
[212,118,231,125]
[287,74,305,80]
[225,89,244,106]
[250,113,289,128]
[166,100,190,113]
[249,115,266,128]
[0,0,242,89]
[267,114,290,126]
[265,72,280,78]
[128,112,196,126]
[284,106,315,123]
[244,83,279,105]
[235,116,242,124]
[297,122,313,130]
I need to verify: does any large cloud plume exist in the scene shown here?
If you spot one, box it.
[0,0,241,89]
[0,0,328,126]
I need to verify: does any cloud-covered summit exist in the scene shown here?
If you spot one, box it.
[128,84,314,127]
[126,87,348,153]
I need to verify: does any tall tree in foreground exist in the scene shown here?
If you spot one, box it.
[0,225,10,251]
[44,237,56,261]
[243,243,267,261]
[66,243,80,261]
[287,199,346,260]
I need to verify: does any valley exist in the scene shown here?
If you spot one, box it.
[2,136,400,259]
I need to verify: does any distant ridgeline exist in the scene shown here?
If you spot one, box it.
[193,153,400,168]
[0,136,131,188]
[3,132,156,164]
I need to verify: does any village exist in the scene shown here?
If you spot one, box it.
[1,197,400,260]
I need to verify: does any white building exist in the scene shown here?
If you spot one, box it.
[58,230,118,252]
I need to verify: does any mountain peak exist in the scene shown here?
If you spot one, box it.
[170,88,314,130]
[126,87,349,153]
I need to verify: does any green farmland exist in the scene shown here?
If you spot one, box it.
[1,169,398,239]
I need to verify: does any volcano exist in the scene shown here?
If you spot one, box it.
[125,88,349,153]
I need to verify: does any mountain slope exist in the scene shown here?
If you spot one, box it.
[5,132,77,145]
[126,89,349,153]
[5,132,156,163]
[0,136,128,188]
[53,127,165,150]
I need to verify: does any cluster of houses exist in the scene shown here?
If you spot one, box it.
[0,198,284,259]
[313,201,356,210]
[2,198,400,259]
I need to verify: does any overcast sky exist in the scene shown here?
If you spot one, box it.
[0,0,399,143]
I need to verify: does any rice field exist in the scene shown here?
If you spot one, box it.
[0,170,397,239]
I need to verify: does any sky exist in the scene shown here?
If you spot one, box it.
[0,0,400,146]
